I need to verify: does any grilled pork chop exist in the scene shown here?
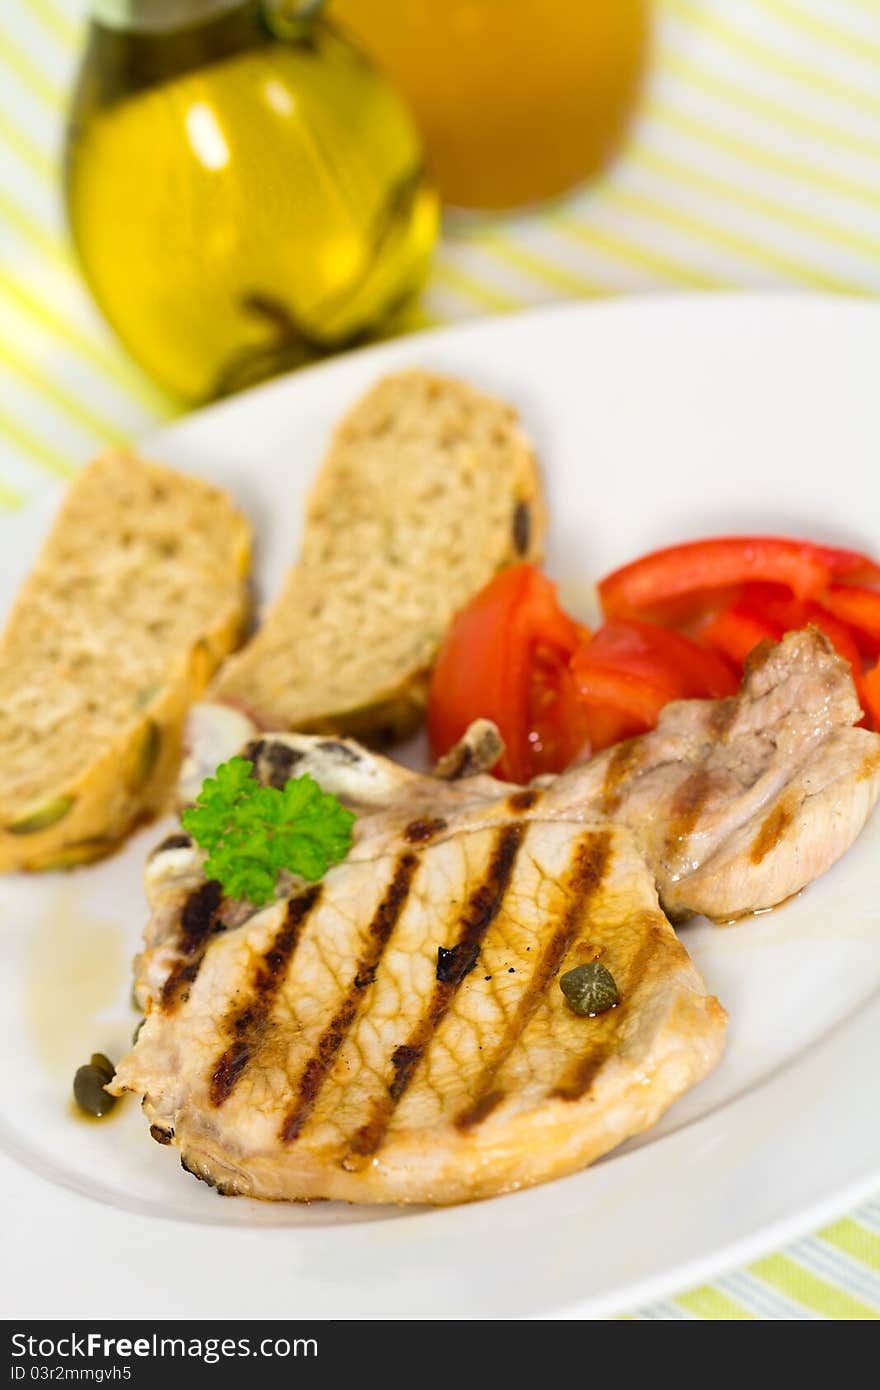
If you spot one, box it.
[112,628,880,1204]
[116,817,725,1204]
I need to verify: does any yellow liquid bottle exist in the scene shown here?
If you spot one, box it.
[331,0,649,211]
[65,1,438,401]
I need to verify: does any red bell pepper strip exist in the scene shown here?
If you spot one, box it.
[818,585,880,658]
[699,602,784,668]
[862,662,880,731]
[599,536,880,624]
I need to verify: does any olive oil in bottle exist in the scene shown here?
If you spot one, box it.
[65,1,438,401]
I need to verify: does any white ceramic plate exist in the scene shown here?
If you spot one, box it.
[2,294,879,1321]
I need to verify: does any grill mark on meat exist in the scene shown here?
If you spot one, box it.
[209,886,321,1107]
[404,817,447,844]
[454,829,612,1131]
[161,880,224,1011]
[436,941,482,983]
[317,740,361,763]
[343,823,525,1165]
[743,638,777,678]
[243,738,304,789]
[507,788,539,813]
[444,744,475,779]
[279,854,418,1144]
[707,696,738,741]
[664,767,714,859]
[550,917,664,1102]
[750,799,796,865]
[151,832,193,856]
[601,739,642,814]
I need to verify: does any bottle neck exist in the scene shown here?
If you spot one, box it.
[90,1,246,32]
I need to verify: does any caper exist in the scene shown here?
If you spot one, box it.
[126,719,161,793]
[73,1063,117,1118]
[560,961,619,1017]
[90,1053,115,1083]
[7,795,75,835]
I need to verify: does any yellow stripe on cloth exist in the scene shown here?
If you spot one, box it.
[598,181,856,293]
[462,229,605,299]
[0,341,127,444]
[646,96,880,217]
[0,35,66,112]
[751,1254,880,1321]
[660,50,880,164]
[0,406,77,480]
[0,108,56,182]
[431,260,523,314]
[821,1219,880,1273]
[0,188,72,268]
[0,475,25,511]
[626,148,878,287]
[751,0,880,70]
[25,0,83,50]
[676,1287,757,1320]
[664,0,880,120]
[0,274,176,415]
[547,208,723,288]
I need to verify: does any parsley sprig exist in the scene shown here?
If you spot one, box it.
[181,755,354,906]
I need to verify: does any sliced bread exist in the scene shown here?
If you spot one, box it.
[211,370,545,739]
[0,450,251,871]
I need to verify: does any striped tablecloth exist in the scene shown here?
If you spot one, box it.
[2,0,879,1319]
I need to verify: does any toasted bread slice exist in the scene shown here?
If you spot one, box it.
[0,451,251,871]
[211,371,545,739]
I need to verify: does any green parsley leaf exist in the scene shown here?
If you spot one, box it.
[181,755,355,905]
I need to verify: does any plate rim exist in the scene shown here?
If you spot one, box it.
[3,291,880,1320]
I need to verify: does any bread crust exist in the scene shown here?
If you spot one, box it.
[211,371,546,737]
[0,451,251,871]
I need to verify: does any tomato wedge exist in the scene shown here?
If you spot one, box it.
[599,537,880,625]
[427,564,587,783]
[571,621,738,751]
